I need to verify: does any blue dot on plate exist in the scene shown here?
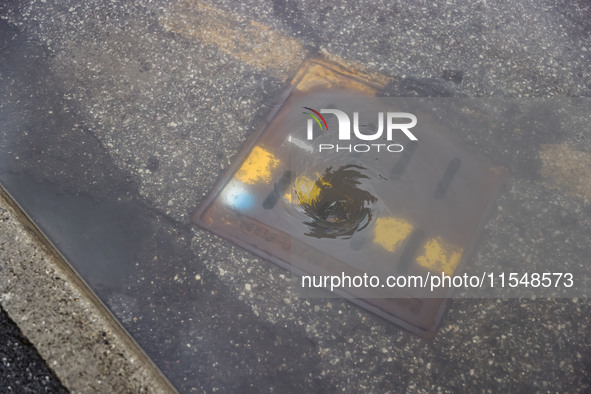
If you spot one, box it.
[230,192,255,210]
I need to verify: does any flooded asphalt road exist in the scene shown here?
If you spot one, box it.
[1,0,590,392]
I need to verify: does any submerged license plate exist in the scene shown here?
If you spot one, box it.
[192,59,506,338]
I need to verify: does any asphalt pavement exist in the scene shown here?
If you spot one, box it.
[1,0,590,392]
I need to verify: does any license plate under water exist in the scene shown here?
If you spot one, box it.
[192,59,506,338]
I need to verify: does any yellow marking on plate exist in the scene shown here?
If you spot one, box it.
[373,217,414,253]
[416,237,463,276]
[286,173,331,205]
[539,143,591,203]
[234,146,280,185]
[161,0,306,80]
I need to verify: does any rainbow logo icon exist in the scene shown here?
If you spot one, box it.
[302,107,328,132]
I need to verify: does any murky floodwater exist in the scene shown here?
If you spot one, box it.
[288,164,377,239]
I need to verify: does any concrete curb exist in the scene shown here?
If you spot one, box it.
[0,187,175,393]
